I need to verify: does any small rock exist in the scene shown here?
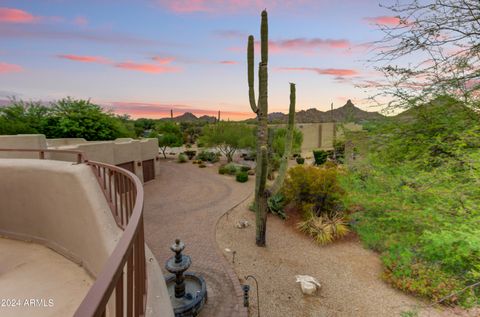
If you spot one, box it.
[247,170,255,175]
[295,275,321,295]
[224,248,232,252]
[235,220,249,229]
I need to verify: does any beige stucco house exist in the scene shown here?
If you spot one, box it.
[0,134,161,183]
[0,135,173,317]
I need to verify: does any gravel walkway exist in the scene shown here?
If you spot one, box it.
[216,200,478,317]
[143,159,253,317]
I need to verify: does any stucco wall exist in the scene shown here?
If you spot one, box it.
[0,135,47,158]
[271,122,362,155]
[295,123,322,152]
[47,138,87,147]
[0,159,121,276]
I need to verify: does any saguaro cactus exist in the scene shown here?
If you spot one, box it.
[248,10,296,246]
[170,109,174,120]
[271,83,296,194]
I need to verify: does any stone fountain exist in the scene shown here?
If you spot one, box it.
[165,239,207,317]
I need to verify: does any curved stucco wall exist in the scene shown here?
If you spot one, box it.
[0,159,121,276]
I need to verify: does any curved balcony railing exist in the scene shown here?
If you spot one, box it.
[0,148,147,317]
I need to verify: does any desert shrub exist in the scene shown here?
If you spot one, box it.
[196,150,220,163]
[198,163,207,168]
[183,150,196,160]
[341,96,480,306]
[240,165,251,172]
[177,153,187,163]
[297,211,349,245]
[218,163,238,175]
[225,163,239,175]
[267,193,286,219]
[218,165,228,174]
[313,149,328,165]
[236,171,248,183]
[283,165,345,218]
[296,157,305,164]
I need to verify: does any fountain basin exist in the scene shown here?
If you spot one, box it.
[165,272,207,317]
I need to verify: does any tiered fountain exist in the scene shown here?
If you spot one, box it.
[165,239,207,317]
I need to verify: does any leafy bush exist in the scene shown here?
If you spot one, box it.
[313,149,328,165]
[236,171,248,183]
[283,165,345,218]
[196,150,220,163]
[218,165,227,174]
[219,163,244,175]
[177,153,187,163]
[296,157,305,164]
[240,165,251,172]
[341,96,480,306]
[297,211,349,245]
[183,150,196,160]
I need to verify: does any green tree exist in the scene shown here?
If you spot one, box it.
[199,122,255,162]
[45,98,133,140]
[0,99,50,135]
[134,118,156,137]
[271,128,303,157]
[152,122,183,158]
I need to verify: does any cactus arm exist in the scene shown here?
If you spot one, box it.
[271,83,296,195]
[248,35,258,113]
[261,10,268,64]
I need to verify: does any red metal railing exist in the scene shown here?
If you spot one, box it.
[0,149,147,317]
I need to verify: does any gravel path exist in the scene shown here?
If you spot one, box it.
[216,200,477,317]
[143,159,253,317]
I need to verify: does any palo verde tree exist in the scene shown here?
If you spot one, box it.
[369,0,480,110]
[151,121,183,158]
[248,10,297,246]
[199,122,255,162]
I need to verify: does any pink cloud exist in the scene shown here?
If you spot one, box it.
[364,16,402,26]
[152,56,175,64]
[219,60,238,65]
[228,37,350,55]
[57,54,109,63]
[57,53,180,74]
[278,67,358,77]
[73,16,88,26]
[108,101,253,120]
[157,0,314,14]
[0,7,36,23]
[115,62,180,74]
[269,38,350,52]
[0,62,23,73]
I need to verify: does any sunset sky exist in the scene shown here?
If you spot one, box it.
[0,0,399,120]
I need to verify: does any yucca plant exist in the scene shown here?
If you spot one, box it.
[297,211,349,245]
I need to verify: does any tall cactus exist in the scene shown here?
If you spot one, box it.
[271,83,296,194]
[248,10,296,246]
